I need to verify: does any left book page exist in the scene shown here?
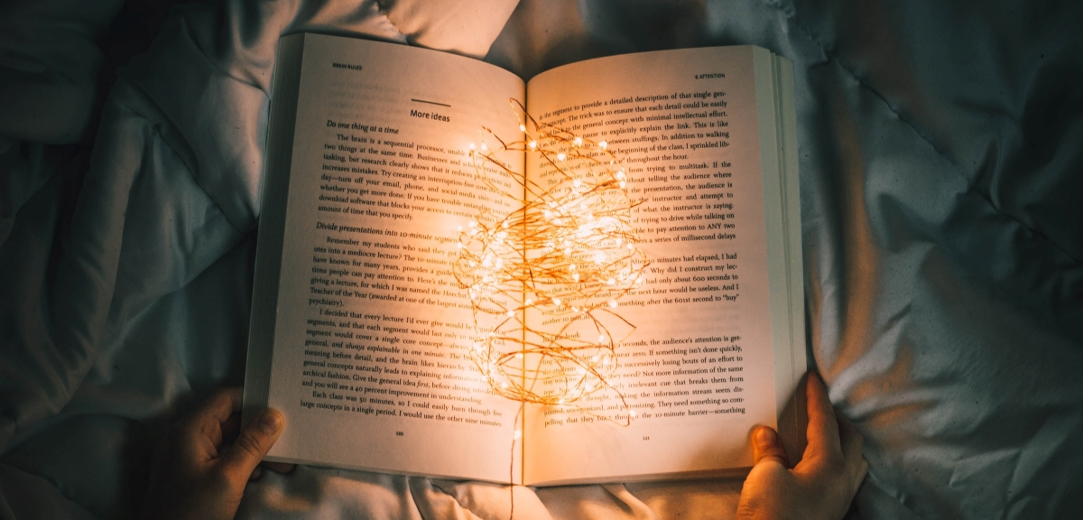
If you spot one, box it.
[244,33,527,483]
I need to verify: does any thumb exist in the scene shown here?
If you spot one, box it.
[751,426,789,467]
[219,409,284,481]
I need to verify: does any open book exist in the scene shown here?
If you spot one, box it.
[244,33,805,486]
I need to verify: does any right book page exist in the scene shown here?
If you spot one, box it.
[521,46,805,486]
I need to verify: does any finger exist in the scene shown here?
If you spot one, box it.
[218,408,284,482]
[183,388,243,438]
[802,373,842,462]
[221,413,242,444]
[837,414,864,467]
[855,457,869,495]
[750,426,789,467]
[263,462,297,475]
[177,389,242,459]
[837,414,868,492]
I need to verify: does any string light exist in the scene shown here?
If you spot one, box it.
[453,100,649,425]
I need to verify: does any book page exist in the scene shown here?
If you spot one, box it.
[520,46,800,484]
[254,34,526,483]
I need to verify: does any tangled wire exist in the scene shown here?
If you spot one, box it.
[453,101,649,424]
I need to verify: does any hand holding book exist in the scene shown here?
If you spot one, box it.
[146,373,864,519]
[737,374,868,520]
[142,389,286,520]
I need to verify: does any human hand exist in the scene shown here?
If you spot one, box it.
[736,373,868,520]
[142,388,285,520]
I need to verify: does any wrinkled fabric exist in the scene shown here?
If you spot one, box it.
[1,0,1081,519]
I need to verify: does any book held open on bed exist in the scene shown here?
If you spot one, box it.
[244,32,805,486]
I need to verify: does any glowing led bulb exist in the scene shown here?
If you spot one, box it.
[599,141,608,150]
[520,124,527,132]
[557,152,567,161]
[469,143,476,150]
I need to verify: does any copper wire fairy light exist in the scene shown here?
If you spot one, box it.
[454,101,649,425]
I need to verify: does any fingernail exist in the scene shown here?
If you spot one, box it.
[755,427,777,449]
[258,410,283,434]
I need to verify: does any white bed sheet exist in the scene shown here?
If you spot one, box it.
[1,0,1081,518]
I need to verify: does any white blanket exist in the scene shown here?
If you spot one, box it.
[1,0,1081,518]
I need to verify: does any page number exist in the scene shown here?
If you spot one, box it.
[642,436,650,441]
[396,431,404,436]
